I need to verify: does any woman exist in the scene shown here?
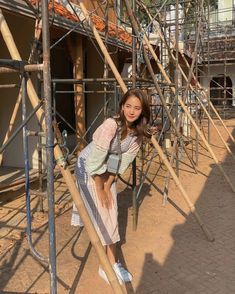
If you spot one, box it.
[71,88,150,284]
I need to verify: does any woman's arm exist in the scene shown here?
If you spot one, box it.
[86,118,117,176]
[104,173,116,190]
[118,137,141,175]
[86,118,118,208]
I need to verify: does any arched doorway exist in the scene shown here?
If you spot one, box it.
[210,75,233,106]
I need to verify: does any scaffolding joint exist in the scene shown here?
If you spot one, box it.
[0,59,28,73]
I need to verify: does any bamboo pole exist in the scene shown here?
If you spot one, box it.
[195,94,235,160]
[168,51,235,160]
[74,0,215,246]
[122,0,197,174]
[122,0,214,240]
[136,14,199,174]
[79,1,128,93]
[151,136,214,242]
[162,17,199,200]
[151,5,235,145]
[125,3,235,193]
[178,95,235,192]
[67,34,86,152]
[0,8,123,294]
[172,58,235,191]
[0,64,43,73]
[142,2,234,144]
[180,53,235,143]
[79,0,214,244]
[138,1,197,199]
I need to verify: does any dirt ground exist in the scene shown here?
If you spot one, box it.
[0,118,235,294]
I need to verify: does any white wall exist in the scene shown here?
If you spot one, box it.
[84,39,120,140]
[218,0,233,22]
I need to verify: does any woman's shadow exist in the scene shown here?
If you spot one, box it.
[118,182,152,246]
[117,182,152,293]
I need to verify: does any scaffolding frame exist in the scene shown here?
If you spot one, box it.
[1,0,235,293]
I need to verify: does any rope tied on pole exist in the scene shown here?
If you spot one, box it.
[53,123,70,168]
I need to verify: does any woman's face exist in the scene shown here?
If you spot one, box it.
[122,95,142,124]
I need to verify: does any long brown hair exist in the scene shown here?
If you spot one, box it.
[116,88,150,139]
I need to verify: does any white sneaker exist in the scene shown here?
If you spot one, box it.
[113,262,133,283]
[98,266,123,285]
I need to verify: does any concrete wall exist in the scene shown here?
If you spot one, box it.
[0,11,39,168]
[218,0,233,22]
[84,39,119,140]
[0,11,121,168]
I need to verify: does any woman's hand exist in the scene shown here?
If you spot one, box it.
[96,186,113,209]
[93,173,114,209]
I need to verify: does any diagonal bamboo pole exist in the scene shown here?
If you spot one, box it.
[138,0,197,203]
[169,62,235,191]
[178,94,235,192]
[141,1,235,144]
[121,0,214,241]
[125,1,235,193]
[169,51,235,160]
[169,52,235,159]
[155,6,234,145]
[180,52,235,143]
[0,7,123,294]
[162,0,199,203]
[138,10,198,174]
[195,94,235,160]
[79,1,128,93]
[151,135,214,242]
[79,0,214,242]
[121,2,198,174]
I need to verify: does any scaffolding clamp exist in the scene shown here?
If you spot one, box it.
[54,129,69,168]
[0,59,28,73]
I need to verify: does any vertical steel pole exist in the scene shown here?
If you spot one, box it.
[195,1,200,165]
[22,72,47,263]
[207,0,211,144]
[195,97,199,166]
[52,82,57,122]
[114,81,118,112]
[132,0,137,231]
[104,1,109,117]
[22,73,31,250]
[175,1,179,176]
[41,1,57,293]
[37,67,44,212]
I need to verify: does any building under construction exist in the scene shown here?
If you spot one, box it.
[0,1,235,293]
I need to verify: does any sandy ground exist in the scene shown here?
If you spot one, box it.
[0,118,235,294]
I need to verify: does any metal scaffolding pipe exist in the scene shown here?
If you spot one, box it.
[0,63,43,73]
[130,0,235,193]
[123,0,197,173]
[21,73,48,263]
[0,5,123,294]
[41,1,57,292]
[124,0,214,242]
[131,0,138,231]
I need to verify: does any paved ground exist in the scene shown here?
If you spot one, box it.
[0,119,235,294]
